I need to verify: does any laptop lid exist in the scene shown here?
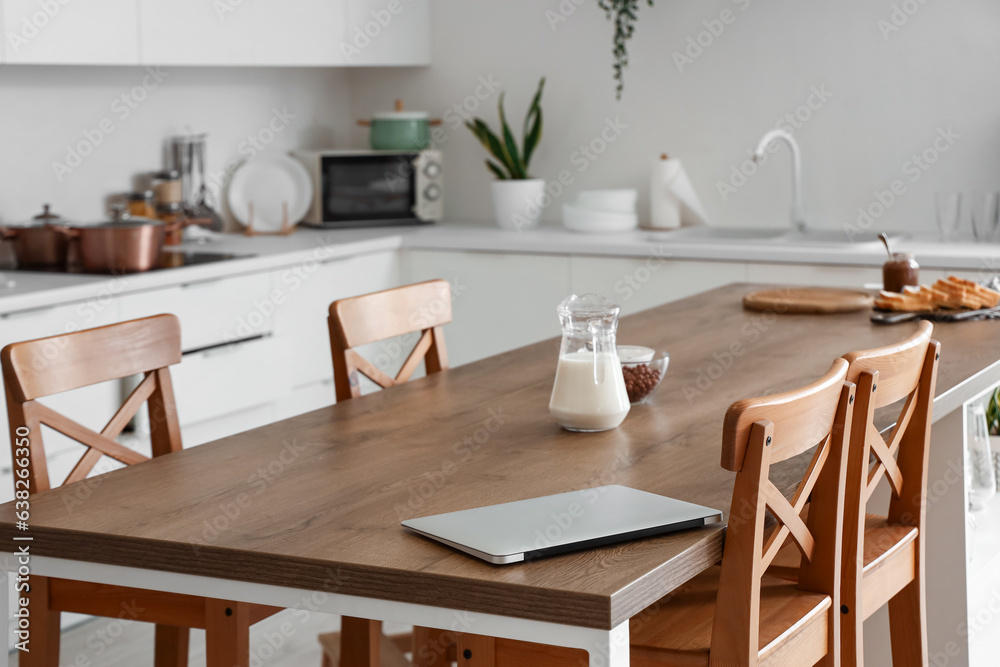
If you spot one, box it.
[401,485,723,565]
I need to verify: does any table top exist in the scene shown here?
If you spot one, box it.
[3,283,1000,631]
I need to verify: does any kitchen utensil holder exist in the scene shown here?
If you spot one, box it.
[244,201,294,237]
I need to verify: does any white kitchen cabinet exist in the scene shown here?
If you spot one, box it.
[746,263,881,288]
[138,0,347,66]
[569,257,749,317]
[1,0,139,64]
[404,250,572,366]
[117,272,275,351]
[272,250,402,389]
[342,0,430,66]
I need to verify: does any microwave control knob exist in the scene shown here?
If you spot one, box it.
[424,184,442,201]
[424,161,441,178]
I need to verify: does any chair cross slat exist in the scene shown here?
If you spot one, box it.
[101,372,157,441]
[64,448,104,486]
[32,402,149,467]
[762,480,816,564]
[347,349,399,389]
[761,434,829,568]
[394,330,433,385]
[885,388,918,455]
[865,422,904,501]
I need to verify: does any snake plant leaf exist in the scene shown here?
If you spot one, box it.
[522,78,545,169]
[522,78,546,140]
[497,93,527,179]
[485,160,509,180]
[466,119,513,175]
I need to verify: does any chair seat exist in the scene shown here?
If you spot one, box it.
[629,565,831,667]
[769,513,918,582]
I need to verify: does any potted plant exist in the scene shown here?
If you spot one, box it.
[987,387,1000,490]
[465,78,546,231]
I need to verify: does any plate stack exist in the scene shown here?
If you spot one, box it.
[562,190,638,233]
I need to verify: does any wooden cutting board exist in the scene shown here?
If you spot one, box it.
[743,287,874,314]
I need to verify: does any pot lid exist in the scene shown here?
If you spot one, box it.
[372,98,428,120]
[33,204,61,221]
[81,217,163,229]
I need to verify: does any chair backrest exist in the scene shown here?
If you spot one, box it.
[711,359,855,663]
[327,279,451,401]
[2,314,183,495]
[840,322,938,592]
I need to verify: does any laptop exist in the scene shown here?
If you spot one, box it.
[401,485,723,565]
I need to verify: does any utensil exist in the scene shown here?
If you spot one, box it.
[227,155,312,232]
[357,99,443,151]
[0,204,71,267]
[743,287,874,314]
[620,351,670,405]
[935,192,962,241]
[562,203,638,233]
[971,191,999,243]
[60,205,165,273]
[968,403,996,511]
[878,233,893,259]
[549,294,630,432]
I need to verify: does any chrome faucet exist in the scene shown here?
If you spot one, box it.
[753,129,808,232]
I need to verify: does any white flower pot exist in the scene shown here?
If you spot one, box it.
[492,179,546,231]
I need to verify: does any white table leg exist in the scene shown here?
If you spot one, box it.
[583,621,630,667]
[0,565,8,667]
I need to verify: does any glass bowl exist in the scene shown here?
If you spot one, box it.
[620,351,670,405]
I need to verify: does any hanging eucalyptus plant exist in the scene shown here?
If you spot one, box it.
[598,0,653,99]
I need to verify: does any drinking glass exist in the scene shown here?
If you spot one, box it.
[968,403,996,511]
[970,191,999,243]
[936,192,962,242]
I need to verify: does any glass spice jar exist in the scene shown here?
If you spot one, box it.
[152,170,182,205]
[126,190,156,219]
[882,253,919,293]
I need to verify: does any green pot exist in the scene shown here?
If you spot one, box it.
[367,112,431,151]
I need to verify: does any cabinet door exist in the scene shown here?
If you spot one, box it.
[405,250,571,366]
[570,257,749,317]
[2,0,139,64]
[273,250,402,389]
[342,0,430,65]
[138,0,346,66]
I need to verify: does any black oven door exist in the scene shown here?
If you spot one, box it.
[318,154,425,227]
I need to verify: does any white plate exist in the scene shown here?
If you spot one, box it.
[227,155,312,231]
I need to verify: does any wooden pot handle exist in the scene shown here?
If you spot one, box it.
[429,119,443,126]
[357,119,372,127]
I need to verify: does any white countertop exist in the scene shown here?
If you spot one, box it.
[2,223,998,315]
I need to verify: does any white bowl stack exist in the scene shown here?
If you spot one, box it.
[562,189,639,233]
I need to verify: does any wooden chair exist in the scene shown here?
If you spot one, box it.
[768,322,939,666]
[327,279,450,402]
[840,321,939,665]
[322,279,452,667]
[2,315,281,667]
[455,360,857,667]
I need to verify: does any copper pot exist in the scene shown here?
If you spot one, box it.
[0,205,70,267]
[62,208,166,273]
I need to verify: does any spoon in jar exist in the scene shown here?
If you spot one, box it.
[879,233,893,259]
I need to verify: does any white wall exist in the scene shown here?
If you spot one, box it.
[347,0,1000,233]
[0,65,353,228]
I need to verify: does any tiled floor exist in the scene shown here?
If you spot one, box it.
[9,611,412,666]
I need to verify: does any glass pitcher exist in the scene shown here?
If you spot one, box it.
[549,294,630,432]
[968,403,996,511]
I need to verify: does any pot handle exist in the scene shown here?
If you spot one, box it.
[357,119,372,127]
[429,119,443,126]
[50,225,80,239]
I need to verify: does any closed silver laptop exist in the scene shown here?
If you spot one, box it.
[402,485,723,565]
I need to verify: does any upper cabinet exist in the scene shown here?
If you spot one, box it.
[342,0,430,66]
[138,0,346,67]
[1,0,140,65]
[0,0,430,67]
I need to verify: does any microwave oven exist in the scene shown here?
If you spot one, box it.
[292,149,443,228]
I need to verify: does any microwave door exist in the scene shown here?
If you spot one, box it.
[322,155,417,224]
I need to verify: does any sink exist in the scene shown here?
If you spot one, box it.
[647,227,786,243]
[778,230,909,246]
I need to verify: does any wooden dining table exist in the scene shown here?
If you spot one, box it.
[3,282,1000,666]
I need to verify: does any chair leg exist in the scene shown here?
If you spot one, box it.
[455,634,496,667]
[413,626,453,667]
[340,617,381,667]
[205,600,251,667]
[154,625,190,667]
[20,575,60,667]
[887,578,928,666]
